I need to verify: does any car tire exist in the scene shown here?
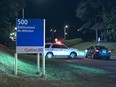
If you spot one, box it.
[69,52,77,59]
[46,52,54,58]
[85,54,88,58]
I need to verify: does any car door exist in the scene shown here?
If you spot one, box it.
[51,44,69,56]
[51,44,63,56]
[87,46,94,56]
[58,44,69,55]
[89,46,95,56]
[45,44,52,55]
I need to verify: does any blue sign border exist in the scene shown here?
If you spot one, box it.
[16,19,45,47]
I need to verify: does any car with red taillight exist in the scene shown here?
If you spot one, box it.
[85,46,111,59]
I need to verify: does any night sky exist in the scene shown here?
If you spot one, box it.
[22,0,81,39]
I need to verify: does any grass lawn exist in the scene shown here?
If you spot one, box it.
[0,42,116,87]
[0,50,116,87]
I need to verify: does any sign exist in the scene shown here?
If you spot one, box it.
[16,19,45,53]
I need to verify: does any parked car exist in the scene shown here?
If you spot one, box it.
[45,43,79,58]
[85,45,111,59]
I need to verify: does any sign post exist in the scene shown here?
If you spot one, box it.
[15,19,46,77]
[41,53,46,78]
[14,53,18,75]
[41,20,46,77]
[37,53,40,75]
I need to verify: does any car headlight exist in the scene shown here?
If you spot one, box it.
[85,50,88,53]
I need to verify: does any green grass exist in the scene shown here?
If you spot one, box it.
[0,50,116,87]
[0,42,116,87]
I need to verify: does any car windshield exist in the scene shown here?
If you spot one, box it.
[45,44,51,48]
[95,46,108,50]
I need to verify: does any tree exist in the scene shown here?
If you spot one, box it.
[76,0,116,41]
[0,0,26,45]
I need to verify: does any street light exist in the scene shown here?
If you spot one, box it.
[15,27,17,30]
[50,29,56,40]
[64,25,68,39]
[9,27,17,41]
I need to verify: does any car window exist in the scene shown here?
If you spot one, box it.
[45,44,51,48]
[52,44,67,48]
[95,46,108,50]
[90,46,94,50]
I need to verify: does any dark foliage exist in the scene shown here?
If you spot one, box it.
[76,0,116,41]
[0,0,26,43]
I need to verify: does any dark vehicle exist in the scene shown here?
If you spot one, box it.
[85,46,111,59]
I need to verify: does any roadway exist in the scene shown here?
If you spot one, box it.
[57,56,116,73]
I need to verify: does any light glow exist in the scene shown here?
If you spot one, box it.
[65,25,68,28]
[56,41,62,44]
[95,50,99,52]
[55,38,58,42]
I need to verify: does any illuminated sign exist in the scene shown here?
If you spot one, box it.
[16,19,45,53]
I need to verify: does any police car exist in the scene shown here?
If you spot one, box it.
[45,43,79,58]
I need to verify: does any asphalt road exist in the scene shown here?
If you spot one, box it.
[58,56,116,73]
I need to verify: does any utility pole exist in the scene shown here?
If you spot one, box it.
[22,8,25,18]
[96,29,98,43]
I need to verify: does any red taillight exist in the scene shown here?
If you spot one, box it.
[55,38,62,44]
[95,50,99,52]
[56,41,62,44]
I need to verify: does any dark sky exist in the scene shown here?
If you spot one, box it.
[23,0,80,38]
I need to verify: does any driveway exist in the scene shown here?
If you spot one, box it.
[58,56,116,73]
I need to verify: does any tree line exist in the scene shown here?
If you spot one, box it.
[0,0,116,45]
[76,0,116,41]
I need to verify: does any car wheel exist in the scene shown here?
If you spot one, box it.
[69,52,77,58]
[46,52,54,58]
[85,54,88,58]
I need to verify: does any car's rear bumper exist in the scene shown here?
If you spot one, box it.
[97,53,111,58]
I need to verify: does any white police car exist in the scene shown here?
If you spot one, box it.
[45,43,79,58]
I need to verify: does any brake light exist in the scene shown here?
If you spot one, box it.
[95,50,99,52]
[55,38,62,44]
[56,41,62,44]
